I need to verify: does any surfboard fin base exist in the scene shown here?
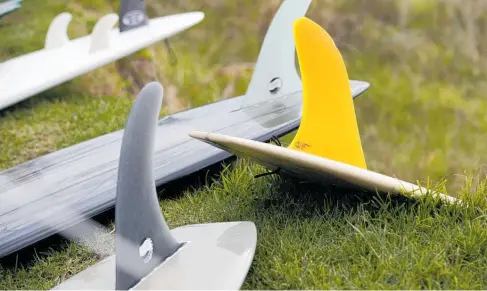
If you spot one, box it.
[288,17,367,169]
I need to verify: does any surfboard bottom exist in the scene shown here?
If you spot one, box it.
[52,221,257,290]
[189,131,458,204]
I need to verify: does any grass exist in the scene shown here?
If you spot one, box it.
[2,161,487,289]
[1,0,487,289]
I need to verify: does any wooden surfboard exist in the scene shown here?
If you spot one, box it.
[190,16,458,204]
[189,131,457,204]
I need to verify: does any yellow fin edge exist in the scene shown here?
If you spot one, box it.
[288,17,367,169]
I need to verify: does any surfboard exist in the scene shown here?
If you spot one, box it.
[0,0,21,18]
[0,0,204,111]
[190,132,458,204]
[190,17,458,205]
[0,0,370,258]
[51,82,257,290]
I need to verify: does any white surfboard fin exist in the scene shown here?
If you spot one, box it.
[44,12,72,50]
[241,0,311,108]
[52,82,257,290]
[241,0,370,109]
[89,13,119,54]
[119,0,148,32]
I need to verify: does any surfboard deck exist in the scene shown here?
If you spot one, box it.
[0,82,367,258]
[189,131,458,204]
[0,11,204,110]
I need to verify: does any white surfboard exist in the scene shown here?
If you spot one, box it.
[0,0,21,18]
[190,17,458,204]
[0,0,204,110]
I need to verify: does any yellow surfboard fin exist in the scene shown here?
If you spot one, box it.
[288,17,367,169]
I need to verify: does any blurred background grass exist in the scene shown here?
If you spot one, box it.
[1,0,487,289]
[2,0,487,194]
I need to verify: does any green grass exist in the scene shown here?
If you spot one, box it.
[2,161,487,289]
[2,0,487,289]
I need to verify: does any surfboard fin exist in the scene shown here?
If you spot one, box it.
[89,13,119,54]
[115,82,183,290]
[241,0,311,108]
[118,0,178,66]
[44,12,72,49]
[240,0,370,109]
[119,0,149,32]
[288,17,367,169]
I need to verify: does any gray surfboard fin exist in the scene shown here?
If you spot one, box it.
[52,82,257,290]
[114,82,182,289]
[118,0,178,65]
[119,0,148,32]
[241,0,370,109]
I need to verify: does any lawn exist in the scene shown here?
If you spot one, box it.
[1,0,487,289]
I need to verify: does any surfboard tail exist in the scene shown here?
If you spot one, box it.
[288,17,367,169]
[119,0,149,32]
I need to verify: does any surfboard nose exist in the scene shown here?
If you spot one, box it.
[350,80,371,97]
[188,130,208,140]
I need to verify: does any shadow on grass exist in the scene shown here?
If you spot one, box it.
[0,84,77,117]
[249,172,469,231]
[253,174,419,219]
